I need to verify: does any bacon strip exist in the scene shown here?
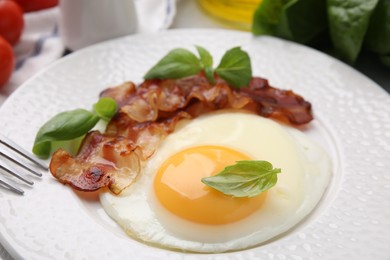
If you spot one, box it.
[242,77,313,124]
[50,74,312,194]
[50,132,143,194]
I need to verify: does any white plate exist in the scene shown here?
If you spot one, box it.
[0,29,389,259]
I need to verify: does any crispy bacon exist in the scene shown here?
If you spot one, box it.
[102,74,312,126]
[50,131,143,194]
[50,74,313,194]
[242,77,313,124]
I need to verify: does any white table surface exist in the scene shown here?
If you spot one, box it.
[1,1,389,259]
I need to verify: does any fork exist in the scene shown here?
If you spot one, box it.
[0,134,48,195]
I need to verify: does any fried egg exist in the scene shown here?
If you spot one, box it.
[100,110,331,252]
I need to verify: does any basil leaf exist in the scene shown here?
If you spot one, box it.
[196,45,213,68]
[143,46,253,88]
[93,97,117,121]
[365,0,390,55]
[201,160,281,198]
[328,0,379,63]
[32,109,99,158]
[144,48,203,79]
[196,45,215,84]
[215,47,252,88]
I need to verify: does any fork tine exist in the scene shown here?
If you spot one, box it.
[0,151,43,177]
[0,163,34,185]
[0,177,24,195]
[0,134,48,170]
[0,134,47,195]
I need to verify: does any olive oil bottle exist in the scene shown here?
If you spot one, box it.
[198,0,262,31]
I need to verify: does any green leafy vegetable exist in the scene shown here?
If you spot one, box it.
[281,0,327,43]
[32,109,99,158]
[32,97,117,159]
[144,48,202,79]
[144,46,252,88]
[252,0,287,36]
[33,46,254,159]
[364,0,390,56]
[252,0,327,43]
[93,97,118,121]
[215,47,252,88]
[380,54,390,67]
[196,45,215,84]
[201,160,281,198]
[328,0,379,63]
[252,0,390,66]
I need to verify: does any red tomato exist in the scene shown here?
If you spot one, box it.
[0,0,24,45]
[0,36,14,87]
[12,0,58,12]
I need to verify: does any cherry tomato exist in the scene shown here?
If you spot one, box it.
[0,0,24,45]
[0,36,14,87]
[12,0,58,12]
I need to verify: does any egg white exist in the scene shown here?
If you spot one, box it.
[100,110,331,252]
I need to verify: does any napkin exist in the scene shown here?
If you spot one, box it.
[0,0,177,106]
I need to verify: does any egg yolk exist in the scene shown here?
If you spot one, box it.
[154,146,267,225]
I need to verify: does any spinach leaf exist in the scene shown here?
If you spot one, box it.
[380,54,390,67]
[252,0,327,44]
[327,0,379,63]
[252,0,289,36]
[365,0,390,55]
[278,0,327,43]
